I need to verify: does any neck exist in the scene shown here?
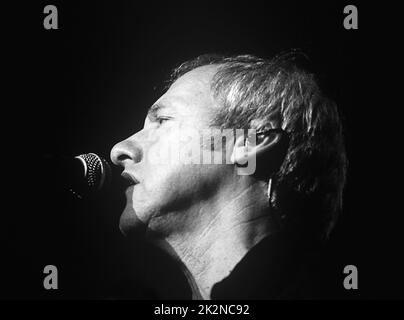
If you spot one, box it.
[157,180,275,299]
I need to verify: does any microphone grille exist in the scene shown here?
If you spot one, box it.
[75,153,111,191]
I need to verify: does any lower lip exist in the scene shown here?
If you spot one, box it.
[125,184,136,194]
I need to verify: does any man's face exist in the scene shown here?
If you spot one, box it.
[110,65,232,236]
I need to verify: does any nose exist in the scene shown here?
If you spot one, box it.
[110,137,143,167]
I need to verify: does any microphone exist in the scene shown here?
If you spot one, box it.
[42,153,112,199]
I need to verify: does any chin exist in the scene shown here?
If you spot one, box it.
[118,204,146,236]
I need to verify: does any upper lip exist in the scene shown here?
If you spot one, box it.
[121,171,140,186]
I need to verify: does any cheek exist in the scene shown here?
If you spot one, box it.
[132,148,185,205]
[133,126,228,207]
[143,128,179,165]
[140,128,188,183]
[136,163,205,210]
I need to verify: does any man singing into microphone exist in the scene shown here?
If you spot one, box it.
[110,53,347,299]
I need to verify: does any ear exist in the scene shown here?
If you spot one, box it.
[230,130,284,166]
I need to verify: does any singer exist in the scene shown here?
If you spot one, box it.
[110,53,348,299]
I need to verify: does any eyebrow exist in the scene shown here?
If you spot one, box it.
[147,103,164,117]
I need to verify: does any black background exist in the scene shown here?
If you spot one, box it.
[2,1,402,300]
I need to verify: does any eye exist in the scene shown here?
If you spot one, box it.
[157,117,171,125]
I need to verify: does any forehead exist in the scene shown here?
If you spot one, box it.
[155,65,220,115]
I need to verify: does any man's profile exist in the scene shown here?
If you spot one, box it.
[110,53,347,299]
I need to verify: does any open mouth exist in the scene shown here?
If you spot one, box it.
[121,171,140,188]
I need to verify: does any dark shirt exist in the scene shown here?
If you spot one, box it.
[112,231,322,299]
[211,232,316,299]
